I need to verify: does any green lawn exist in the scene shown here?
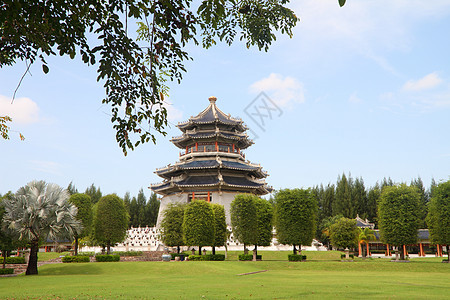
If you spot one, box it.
[1,252,449,299]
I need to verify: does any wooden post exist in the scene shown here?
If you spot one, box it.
[386,244,390,256]
[195,143,198,151]
[186,146,188,154]
[232,144,235,152]
[419,243,424,256]
[207,192,210,202]
[192,192,195,201]
[403,245,408,257]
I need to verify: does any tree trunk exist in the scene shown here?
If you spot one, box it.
[244,244,248,255]
[107,243,111,255]
[2,251,6,269]
[177,245,180,254]
[254,245,258,256]
[252,248,257,261]
[366,242,370,257]
[74,235,79,256]
[400,245,405,260]
[26,241,39,275]
[447,245,449,263]
[293,245,297,255]
[198,246,202,255]
[212,246,216,255]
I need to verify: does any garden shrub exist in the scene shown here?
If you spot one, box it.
[288,254,307,261]
[238,254,262,261]
[62,256,90,263]
[95,254,120,262]
[0,257,26,264]
[204,254,225,261]
[187,254,225,261]
[340,254,354,259]
[0,268,14,275]
[78,252,95,257]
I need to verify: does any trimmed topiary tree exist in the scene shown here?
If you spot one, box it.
[183,200,215,255]
[160,203,186,253]
[211,204,227,255]
[231,194,258,253]
[93,194,129,254]
[329,217,359,250]
[69,193,93,256]
[378,184,420,260]
[275,189,317,255]
[255,198,273,255]
[426,180,450,263]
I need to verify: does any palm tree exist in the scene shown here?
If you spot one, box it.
[2,181,81,275]
[358,227,376,257]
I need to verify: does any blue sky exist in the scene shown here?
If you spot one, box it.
[1,1,449,198]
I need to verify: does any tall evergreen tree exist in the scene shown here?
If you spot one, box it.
[145,193,160,227]
[333,173,356,218]
[366,183,381,226]
[353,177,367,219]
[129,197,139,227]
[254,198,273,254]
[67,181,78,195]
[211,204,227,255]
[123,192,132,227]
[411,177,428,228]
[136,189,147,226]
[230,194,258,252]
[85,184,102,204]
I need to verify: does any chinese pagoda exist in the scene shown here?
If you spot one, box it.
[151,96,272,225]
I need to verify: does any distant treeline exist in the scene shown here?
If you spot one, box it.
[68,182,160,228]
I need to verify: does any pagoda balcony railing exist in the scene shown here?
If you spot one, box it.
[180,147,245,159]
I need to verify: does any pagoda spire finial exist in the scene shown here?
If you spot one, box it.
[209,96,217,103]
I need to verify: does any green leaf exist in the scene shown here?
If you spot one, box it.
[42,64,49,74]
[339,0,346,7]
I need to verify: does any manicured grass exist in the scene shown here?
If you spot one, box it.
[219,250,343,261]
[37,252,70,262]
[1,257,448,299]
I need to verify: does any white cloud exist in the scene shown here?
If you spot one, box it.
[249,73,304,107]
[290,1,450,73]
[0,95,40,124]
[402,72,443,91]
[162,99,183,122]
[349,92,362,104]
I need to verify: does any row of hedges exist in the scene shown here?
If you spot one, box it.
[62,254,120,263]
[288,254,307,261]
[62,256,90,263]
[238,254,262,261]
[112,251,143,257]
[0,257,26,264]
[95,254,120,262]
[0,268,14,275]
[188,254,225,261]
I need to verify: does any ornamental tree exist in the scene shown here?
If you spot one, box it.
[329,217,359,250]
[230,194,258,252]
[93,194,129,254]
[378,184,420,260]
[182,200,215,255]
[426,180,450,262]
[0,0,303,154]
[2,181,81,275]
[275,189,317,255]
[160,203,185,253]
[69,193,93,256]
[211,204,227,255]
[255,198,273,254]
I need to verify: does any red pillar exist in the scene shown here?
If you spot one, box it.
[195,143,198,151]
[192,192,195,201]
[358,242,362,257]
[207,192,210,202]
[215,141,218,151]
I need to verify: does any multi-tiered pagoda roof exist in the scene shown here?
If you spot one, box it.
[151,96,272,197]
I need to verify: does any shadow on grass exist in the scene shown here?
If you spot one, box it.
[38,263,104,276]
